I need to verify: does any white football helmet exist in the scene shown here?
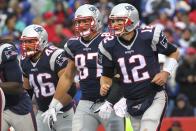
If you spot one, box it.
[74,4,102,37]
[20,24,48,57]
[108,3,139,35]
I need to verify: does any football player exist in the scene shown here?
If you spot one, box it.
[20,24,76,131]
[46,4,124,131]
[0,42,37,131]
[98,3,180,131]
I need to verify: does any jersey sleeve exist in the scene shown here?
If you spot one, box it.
[4,58,23,83]
[151,26,177,55]
[64,40,75,61]
[98,41,115,78]
[98,41,115,67]
[49,49,68,73]
[0,43,18,64]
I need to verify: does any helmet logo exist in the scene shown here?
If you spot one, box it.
[125,5,134,11]
[89,6,97,14]
[34,27,43,35]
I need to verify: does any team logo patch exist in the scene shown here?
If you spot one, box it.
[125,5,134,11]
[56,54,67,66]
[89,6,97,14]
[34,26,43,35]
[4,47,17,59]
[160,32,168,48]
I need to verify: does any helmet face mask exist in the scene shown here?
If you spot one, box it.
[74,4,102,37]
[109,3,139,36]
[74,16,96,37]
[20,24,48,58]
[20,37,40,57]
[108,17,133,35]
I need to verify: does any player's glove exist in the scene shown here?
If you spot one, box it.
[94,101,113,120]
[113,97,129,118]
[41,98,63,130]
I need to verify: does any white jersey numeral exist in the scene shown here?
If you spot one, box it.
[75,53,102,80]
[118,55,150,83]
[29,73,55,98]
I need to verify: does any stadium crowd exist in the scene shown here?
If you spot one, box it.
[0,0,196,123]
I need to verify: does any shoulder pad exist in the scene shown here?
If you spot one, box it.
[49,48,64,71]
[64,40,74,59]
[0,43,18,64]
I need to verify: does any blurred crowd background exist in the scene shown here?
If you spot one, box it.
[0,0,196,120]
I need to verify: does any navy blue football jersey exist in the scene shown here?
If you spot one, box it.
[20,45,71,112]
[64,33,111,101]
[99,26,177,100]
[0,43,32,115]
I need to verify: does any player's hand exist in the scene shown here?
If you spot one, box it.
[151,71,169,86]
[94,101,113,120]
[114,97,129,118]
[100,84,110,96]
[41,107,63,128]
[42,107,57,123]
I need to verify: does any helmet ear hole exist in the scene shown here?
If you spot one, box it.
[125,19,133,26]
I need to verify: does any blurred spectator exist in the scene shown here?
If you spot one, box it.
[173,22,186,48]
[151,10,173,29]
[1,13,21,42]
[95,0,114,32]
[42,11,56,43]
[171,94,194,117]
[167,121,183,131]
[18,0,35,26]
[6,0,27,32]
[189,10,196,25]
[143,0,175,24]
[52,24,74,48]
[54,1,68,25]
[174,1,191,24]
[29,0,54,15]
[0,0,8,32]
[178,28,194,55]
[175,47,196,107]
[32,15,43,25]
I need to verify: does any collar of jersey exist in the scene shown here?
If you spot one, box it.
[79,34,100,48]
[117,29,138,50]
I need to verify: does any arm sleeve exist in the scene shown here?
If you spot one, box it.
[98,42,115,78]
[151,26,177,56]
[51,50,68,73]
[4,59,23,83]
[64,41,75,61]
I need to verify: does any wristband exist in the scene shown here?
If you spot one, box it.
[49,98,62,108]
[55,102,63,112]
[163,57,178,75]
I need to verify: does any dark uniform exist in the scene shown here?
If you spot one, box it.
[21,45,74,131]
[0,43,36,131]
[99,26,177,131]
[64,33,124,131]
